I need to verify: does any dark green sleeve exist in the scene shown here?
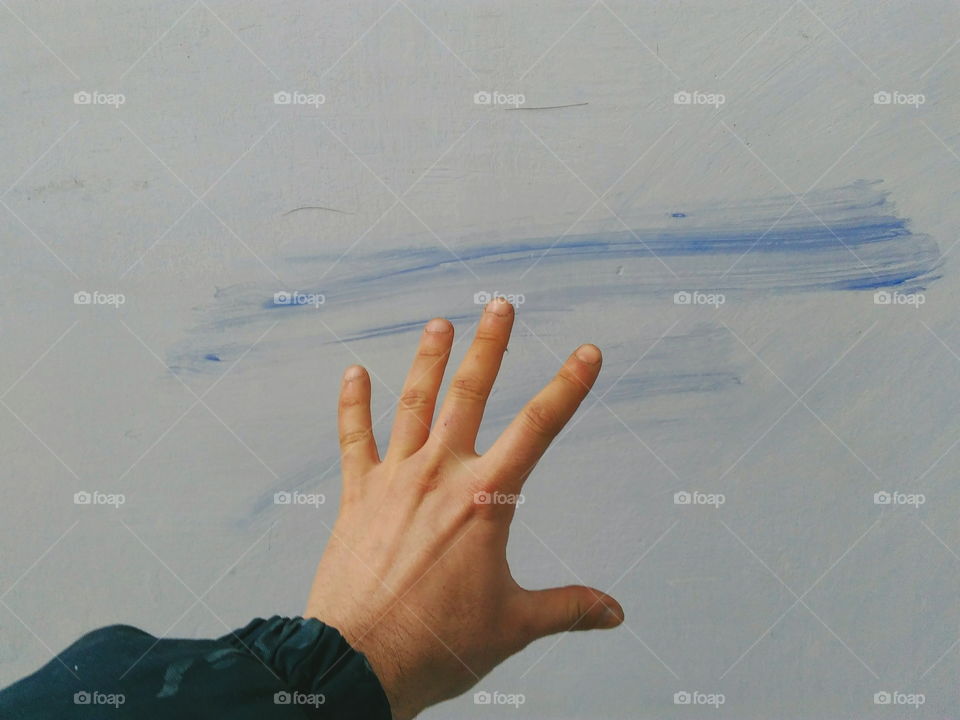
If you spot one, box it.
[0,616,392,719]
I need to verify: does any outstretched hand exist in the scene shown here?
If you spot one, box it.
[305,298,623,719]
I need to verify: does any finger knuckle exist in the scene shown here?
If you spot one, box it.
[339,428,372,450]
[473,329,504,346]
[568,593,589,625]
[520,401,561,436]
[416,345,448,360]
[555,367,586,394]
[398,388,432,411]
[339,394,367,409]
[449,375,488,402]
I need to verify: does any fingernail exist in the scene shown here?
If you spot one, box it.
[485,297,512,315]
[425,318,451,333]
[344,365,364,382]
[602,604,624,627]
[575,344,601,364]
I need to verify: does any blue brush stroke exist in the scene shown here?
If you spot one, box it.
[168,180,941,377]
[336,314,474,342]
[166,179,943,527]
[275,180,940,295]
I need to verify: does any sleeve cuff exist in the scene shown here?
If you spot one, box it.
[224,616,392,719]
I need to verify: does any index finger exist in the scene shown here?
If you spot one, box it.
[484,344,602,491]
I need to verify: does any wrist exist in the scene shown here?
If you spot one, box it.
[328,618,413,720]
[361,649,406,720]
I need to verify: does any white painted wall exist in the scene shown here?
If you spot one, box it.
[2,1,959,717]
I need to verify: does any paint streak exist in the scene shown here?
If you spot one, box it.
[336,315,474,342]
[598,324,743,399]
[166,180,939,376]
[277,180,939,293]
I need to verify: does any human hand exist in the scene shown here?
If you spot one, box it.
[305,298,624,719]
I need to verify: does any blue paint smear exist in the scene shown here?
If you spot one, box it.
[274,180,940,296]
[338,314,474,342]
[168,180,943,526]
[168,180,941,382]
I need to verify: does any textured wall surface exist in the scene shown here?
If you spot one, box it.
[2,1,959,717]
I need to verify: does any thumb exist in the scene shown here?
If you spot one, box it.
[521,585,624,640]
